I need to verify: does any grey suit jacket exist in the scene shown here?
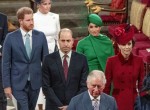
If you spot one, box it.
[67,91,118,110]
[2,29,49,90]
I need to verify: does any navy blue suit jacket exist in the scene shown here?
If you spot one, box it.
[67,91,118,110]
[0,13,8,100]
[2,29,49,90]
[42,51,89,110]
[0,13,8,53]
[134,95,150,110]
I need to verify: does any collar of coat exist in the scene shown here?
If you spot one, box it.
[118,52,133,65]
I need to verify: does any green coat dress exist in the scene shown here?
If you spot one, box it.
[76,34,114,72]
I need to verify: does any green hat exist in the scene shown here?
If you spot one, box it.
[87,14,103,26]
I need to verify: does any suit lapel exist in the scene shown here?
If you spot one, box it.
[55,52,66,85]
[100,93,108,110]
[30,30,37,60]
[66,52,75,86]
[83,91,93,110]
[16,29,29,60]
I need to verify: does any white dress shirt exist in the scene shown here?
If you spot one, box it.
[88,90,100,108]
[20,28,32,49]
[59,50,72,66]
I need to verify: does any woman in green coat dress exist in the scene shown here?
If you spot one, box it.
[76,14,114,72]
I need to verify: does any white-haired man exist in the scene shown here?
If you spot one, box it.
[67,70,118,110]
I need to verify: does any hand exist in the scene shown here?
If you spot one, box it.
[4,87,12,99]
[58,105,68,110]
[146,90,150,95]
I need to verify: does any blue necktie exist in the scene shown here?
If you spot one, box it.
[25,33,31,81]
[25,33,31,58]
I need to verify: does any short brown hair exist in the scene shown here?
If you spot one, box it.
[16,7,33,20]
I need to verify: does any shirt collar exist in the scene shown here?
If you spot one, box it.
[20,28,32,37]
[88,90,100,101]
[59,50,72,59]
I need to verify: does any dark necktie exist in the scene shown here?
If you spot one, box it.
[63,55,68,79]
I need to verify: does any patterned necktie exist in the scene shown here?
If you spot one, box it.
[93,99,99,110]
[63,55,68,79]
[25,33,31,58]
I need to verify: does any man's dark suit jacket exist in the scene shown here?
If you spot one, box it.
[42,51,89,110]
[67,91,118,110]
[0,13,8,53]
[0,12,8,109]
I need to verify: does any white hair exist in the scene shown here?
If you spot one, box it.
[87,70,106,85]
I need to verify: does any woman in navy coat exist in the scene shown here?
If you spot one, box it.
[104,24,145,110]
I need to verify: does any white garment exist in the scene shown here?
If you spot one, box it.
[33,10,60,109]
[34,10,60,53]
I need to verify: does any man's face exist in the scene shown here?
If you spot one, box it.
[19,14,34,32]
[87,77,105,98]
[58,31,74,54]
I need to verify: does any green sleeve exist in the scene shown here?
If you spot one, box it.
[76,40,84,54]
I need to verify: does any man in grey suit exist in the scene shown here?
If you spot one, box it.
[2,7,48,110]
[42,28,89,110]
[67,70,118,110]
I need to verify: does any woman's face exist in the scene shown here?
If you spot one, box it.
[38,0,51,14]
[118,40,133,58]
[88,23,101,36]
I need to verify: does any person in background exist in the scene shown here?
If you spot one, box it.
[34,1,60,109]
[134,73,150,110]
[2,7,48,110]
[0,12,8,110]
[34,0,60,53]
[104,24,145,110]
[67,70,118,110]
[42,28,89,110]
[76,13,114,72]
